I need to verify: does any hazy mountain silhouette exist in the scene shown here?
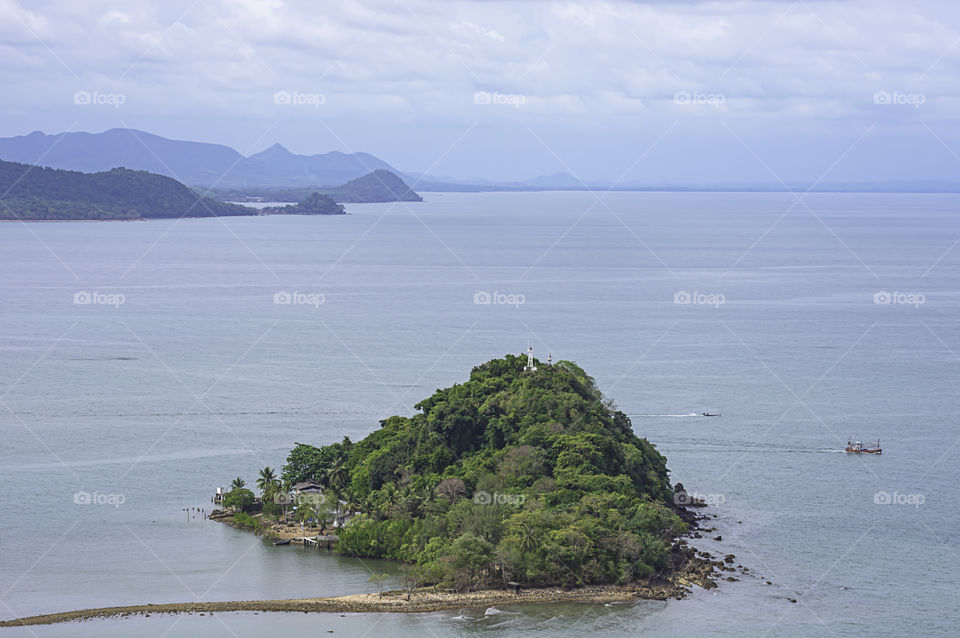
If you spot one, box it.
[0,129,398,189]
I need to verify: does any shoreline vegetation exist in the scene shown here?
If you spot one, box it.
[2,354,748,627]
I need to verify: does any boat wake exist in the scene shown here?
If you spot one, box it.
[628,413,700,418]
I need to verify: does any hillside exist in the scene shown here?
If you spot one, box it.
[208,170,423,204]
[0,129,399,189]
[279,354,694,590]
[0,159,249,220]
[323,169,423,203]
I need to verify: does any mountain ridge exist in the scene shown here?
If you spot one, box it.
[0,129,399,189]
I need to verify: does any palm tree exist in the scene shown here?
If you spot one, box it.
[279,478,293,522]
[515,519,537,554]
[327,458,348,491]
[381,483,399,516]
[256,466,279,497]
[230,477,246,491]
[342,487,362,515]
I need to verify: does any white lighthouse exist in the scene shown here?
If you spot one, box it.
[524,346,537,372]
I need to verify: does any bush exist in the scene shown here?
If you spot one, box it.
[223,488,256,512]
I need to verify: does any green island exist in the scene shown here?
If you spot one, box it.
[0,159,248,220]
[0,159,418,220]
[260,192,345,216]
[0,354,730,628]
[224,354,723,590]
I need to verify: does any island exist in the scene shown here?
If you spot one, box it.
[0,159,249,220]
[322,169,423,203]
[0,160,418,220]
[211,169,424,205]
[260,192,345,216]
[0,353,733,628]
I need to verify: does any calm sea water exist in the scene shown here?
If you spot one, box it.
[1,192,958,637]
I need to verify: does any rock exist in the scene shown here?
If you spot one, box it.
[788,598,797,603]
[672,482,706,507]
[724,554,735,564]
[765,581,772,585]
[713,535,722,541]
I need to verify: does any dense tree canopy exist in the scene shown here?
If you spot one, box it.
[281,354,686,590]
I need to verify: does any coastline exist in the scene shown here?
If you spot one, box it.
[1,513,727,628]
[0,567,714,628]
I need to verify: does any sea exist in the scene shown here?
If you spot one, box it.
[0,191,957,637]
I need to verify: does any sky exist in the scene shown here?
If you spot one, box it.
[2,0,960,185]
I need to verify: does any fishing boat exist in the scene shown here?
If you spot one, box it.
[845,439,881,454]
[273,539,292,545]
[702,412,721,417]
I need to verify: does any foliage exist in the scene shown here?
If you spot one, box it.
[282,354,685,590]
[257,467,279,497]
[368,573,390,597]
[261,192,344,215]
[233,511,264,530]
[223,488,256,513]
[0,159,250,220]
[233,512,264,531]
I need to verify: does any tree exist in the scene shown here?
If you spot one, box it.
[257,467,278,493]
[400,565,424,601]
[369,573,390,598]
[223,488,256,513]
[278,478,294,522]
[230,477,246,491]
[327,458,348,491]
[316,509,335,535]
[446,533,495,591]
[282,443,325,485]
[436,477,467,501]
[296,499,318,526]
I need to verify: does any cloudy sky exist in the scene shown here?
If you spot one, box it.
[2,0,960,184]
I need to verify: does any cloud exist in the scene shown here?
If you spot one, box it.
[2,0,960,181]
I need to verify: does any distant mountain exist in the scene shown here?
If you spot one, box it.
[0,159,249,220]
[406,171,599,192]
[0,129,399,189]
[522,172,585,189]
[206,170,423,204]
[323,169,423,203]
